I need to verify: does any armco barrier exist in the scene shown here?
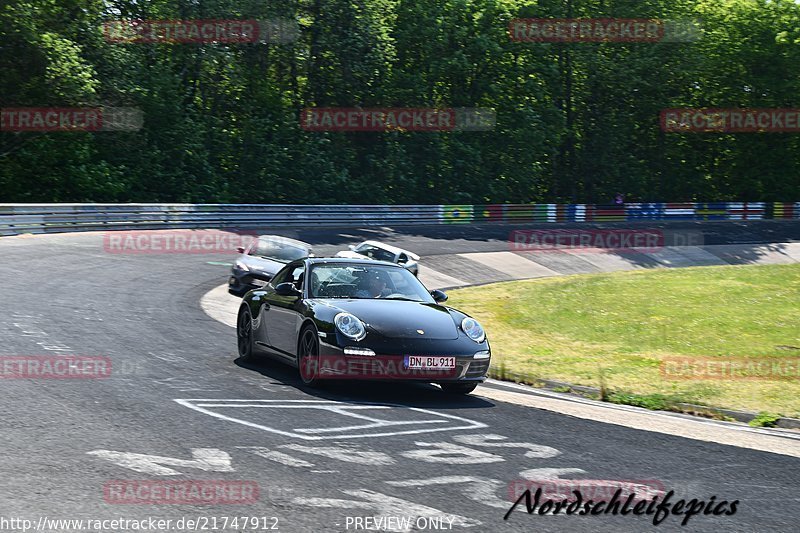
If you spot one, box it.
[0,202,798,236]
[446,202,799,223]
[0,204,442,236]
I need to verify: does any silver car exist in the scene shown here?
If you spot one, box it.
[229,235,313,296]
[335,240,420,276]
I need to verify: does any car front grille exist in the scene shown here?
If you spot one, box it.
[465,360,490,378]
[243,275,269,286]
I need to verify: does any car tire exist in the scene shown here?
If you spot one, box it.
[297,325,322,387]
[439,382,478,395]
[237,306,256,361]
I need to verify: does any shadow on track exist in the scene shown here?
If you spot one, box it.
[234,355,496,411]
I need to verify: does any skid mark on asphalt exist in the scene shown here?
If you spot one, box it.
[237,446,316,467]
[154,377,221,393]
[7,313,74,353]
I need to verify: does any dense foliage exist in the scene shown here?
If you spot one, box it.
[1,0,798,204]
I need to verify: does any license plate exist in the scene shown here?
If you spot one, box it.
[404,356,456,370]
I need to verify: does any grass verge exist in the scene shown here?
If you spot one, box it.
[447,264,800,417]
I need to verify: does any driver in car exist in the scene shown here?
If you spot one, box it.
[355,272,392,298]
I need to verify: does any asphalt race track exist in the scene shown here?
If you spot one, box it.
[1,222,800,533]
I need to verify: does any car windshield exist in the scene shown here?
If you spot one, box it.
[309,264,434,302]
[251,238,308,263]
[354,244,396,263]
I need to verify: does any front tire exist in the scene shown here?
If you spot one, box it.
[297,325,322,387]
[237,307,255,360]
[439,382,478,395]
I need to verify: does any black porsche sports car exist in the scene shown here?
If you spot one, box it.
[236,258,491,394]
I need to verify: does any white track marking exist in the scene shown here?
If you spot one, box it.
[287,405,446,435]
[281,444,395,466]
[174,399,486,440]
[400,442,504,464]
[518,468,587,480]
[86,448,234,476]
[452,434,561,458]
[292,489,480,531]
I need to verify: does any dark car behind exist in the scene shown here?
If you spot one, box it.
[228,235,312,296]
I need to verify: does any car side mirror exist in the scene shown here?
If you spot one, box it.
[398,256,408,264]
[430,290,448,303]
[348,245,356,250]
[275,282,301,298]
[236,246,245,254]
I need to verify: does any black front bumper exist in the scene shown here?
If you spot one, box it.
[228,269,270,296]
[316,332,491,382]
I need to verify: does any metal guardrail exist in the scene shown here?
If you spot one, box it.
[0,202,798,236]
[0,204,444,235]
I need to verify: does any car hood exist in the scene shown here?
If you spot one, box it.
[320,299,459,340]
[238,255,285,276]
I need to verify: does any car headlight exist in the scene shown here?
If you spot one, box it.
[234,260,250,272]
[334,313,366,341]
[461,317,485,343]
